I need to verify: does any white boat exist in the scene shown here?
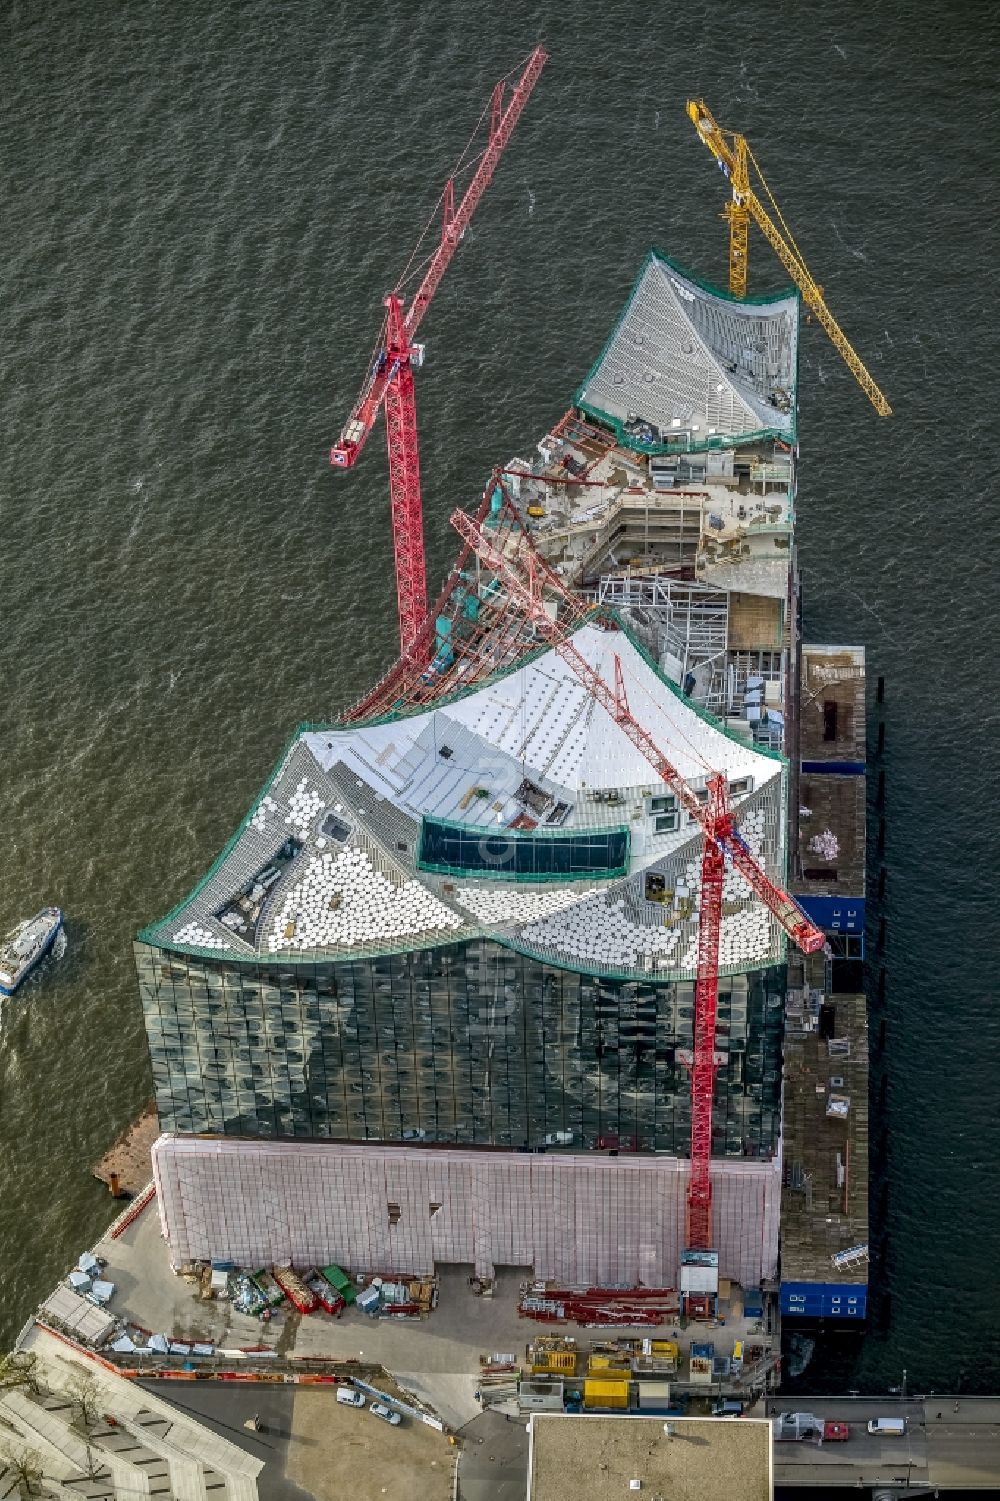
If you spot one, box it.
[0,907,63,995]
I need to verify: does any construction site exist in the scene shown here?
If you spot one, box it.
[116,61,884,1437]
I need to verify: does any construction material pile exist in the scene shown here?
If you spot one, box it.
[476,1351,521,1406]
[518,1281,678,1327]
[354,1274,438,1319]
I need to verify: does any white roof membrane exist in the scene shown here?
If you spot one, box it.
[149,623,786,978]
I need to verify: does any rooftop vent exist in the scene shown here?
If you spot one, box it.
[320,812,351,843]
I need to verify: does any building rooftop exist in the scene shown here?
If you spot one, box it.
[526,1413,772,1501]
[782,643,869,1287]
[780,977,870,1284]
[575,251,798,453]
[795,644,867,897]
[141,622,788,981]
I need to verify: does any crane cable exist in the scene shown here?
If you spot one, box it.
[391,148,489,297]
[744,142,813,286]
[391,46,539,298]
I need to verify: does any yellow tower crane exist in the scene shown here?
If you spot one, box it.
[686,99,891,417]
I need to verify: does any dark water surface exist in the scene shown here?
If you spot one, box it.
[2,0,997,1392]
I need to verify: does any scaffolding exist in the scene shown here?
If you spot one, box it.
[592,576,729,712]
[343,481,576,724]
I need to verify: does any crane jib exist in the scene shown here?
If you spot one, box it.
[452,498,825,953]
[686,95,892,417]
[331,49,548,653]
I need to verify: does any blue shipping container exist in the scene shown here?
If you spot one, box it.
[780,1281,867,1319]
[795,895,866,934]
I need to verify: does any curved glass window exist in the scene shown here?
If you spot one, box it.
[417,816,629,882]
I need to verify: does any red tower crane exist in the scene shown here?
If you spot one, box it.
[330,47,548,657]
[450,490,824,1265]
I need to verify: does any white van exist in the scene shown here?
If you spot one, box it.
[867,1417,906,1436]
[336,1386,365,1408]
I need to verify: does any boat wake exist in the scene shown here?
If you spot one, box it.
[785,1332,816,1379]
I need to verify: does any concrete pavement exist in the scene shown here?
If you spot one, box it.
[455,1409,529,1501]
[138,1383,309,1501]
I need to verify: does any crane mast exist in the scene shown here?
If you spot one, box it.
[686,98,892,417]
[330,48,548,656]
[450,489,823,1267]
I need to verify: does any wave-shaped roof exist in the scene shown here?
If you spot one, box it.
[141,624,786,980]
[576,251,798,449]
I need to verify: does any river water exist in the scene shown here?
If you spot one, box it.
[2,0,997,1392]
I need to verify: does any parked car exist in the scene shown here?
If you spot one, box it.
[369,1403,402,1426]
[336,1386,365,1408]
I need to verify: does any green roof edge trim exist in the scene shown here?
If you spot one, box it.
[343,636,557,730]
[498,931,787,986]
[137,722,313,947]
[575,401,792,458]
[134,928,473,969]
[572,246,800,454]
[134,931,785,988]
[343,608,786,765]
[647,245,800,312]
[615,611,786,766]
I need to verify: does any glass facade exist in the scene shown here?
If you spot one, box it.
[416,817,630,881]
[136,939,784,1157]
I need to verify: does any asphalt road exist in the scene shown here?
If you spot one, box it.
[770,1398,925,1474]
[138,1382,314,1501]
[457,1409,529,1501]
[768,1396,1000,1490]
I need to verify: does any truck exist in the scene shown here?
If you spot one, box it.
[773,1412,823,1443]
[867,1417,906,1436]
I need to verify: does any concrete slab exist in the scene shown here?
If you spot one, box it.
[94,1202,284,1351]
[89,1202,776,1427]
[138,1383,305,1501]
[395,1371,481,1433]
